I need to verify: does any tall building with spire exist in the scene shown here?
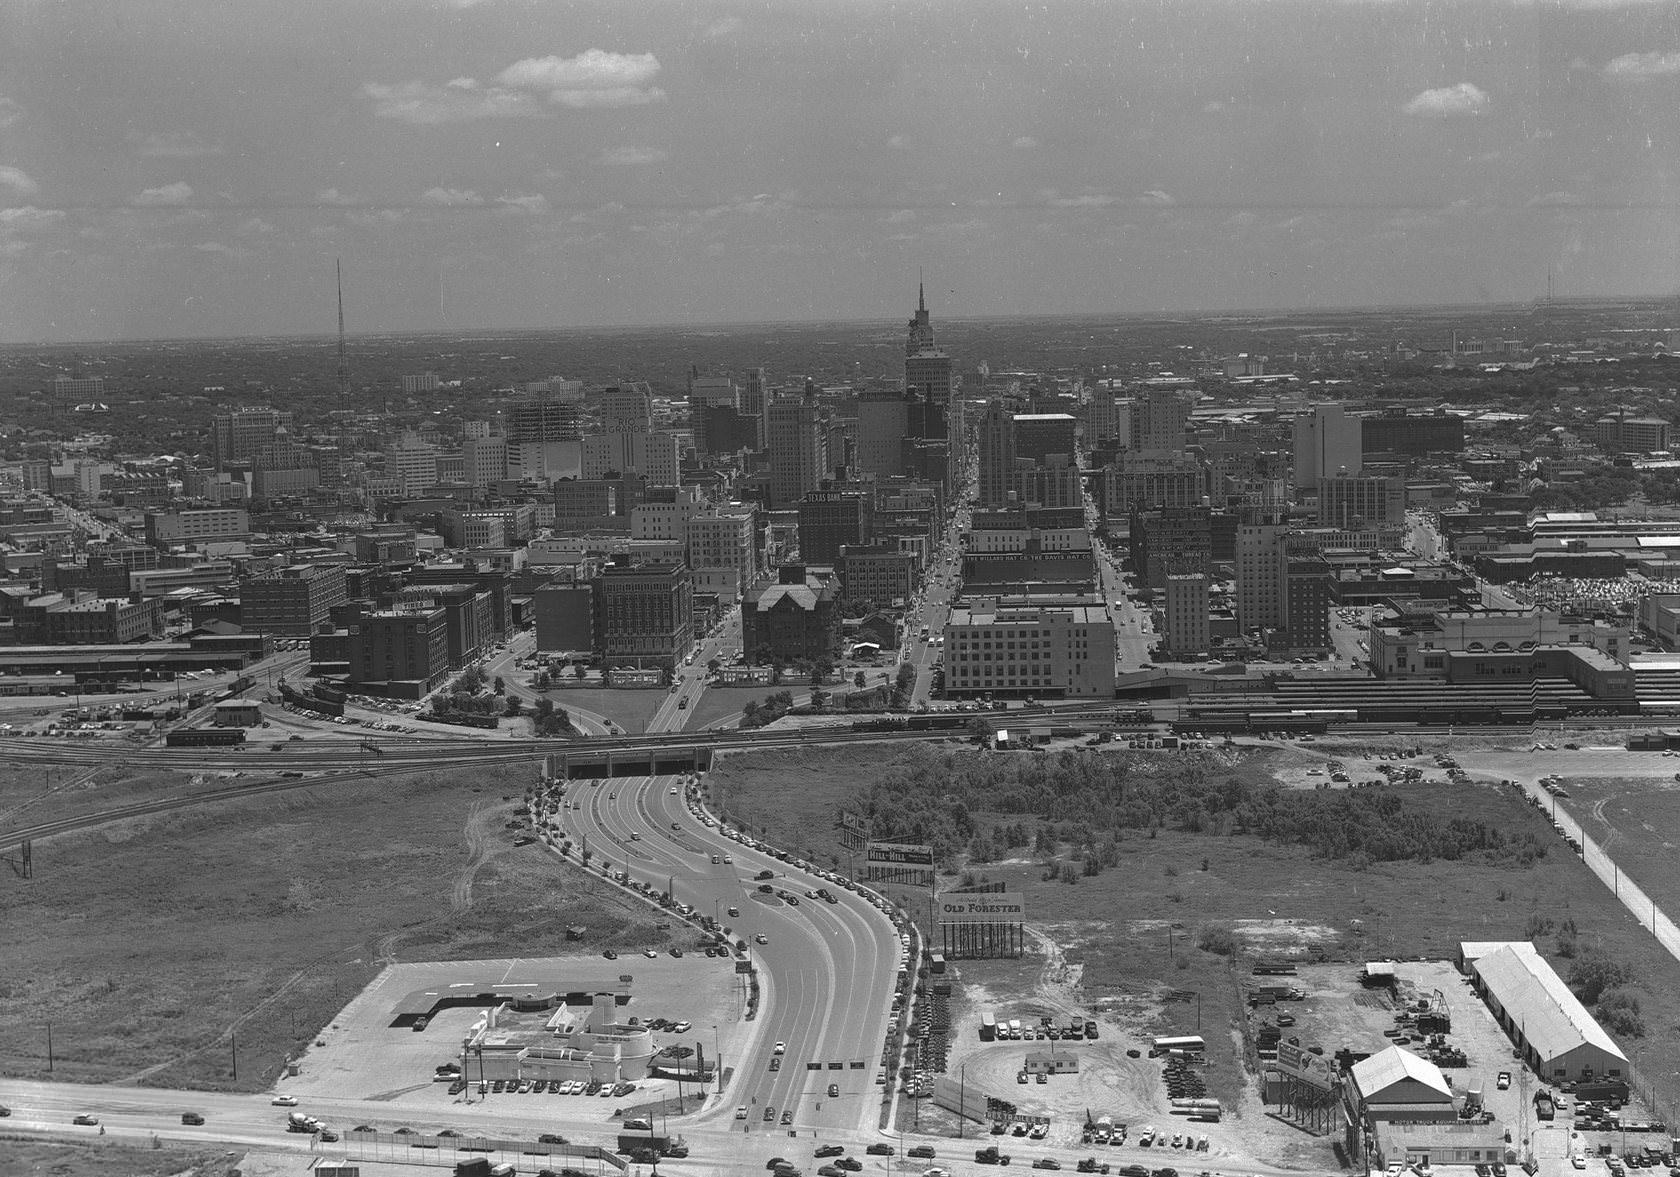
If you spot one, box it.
[904,277,961,476]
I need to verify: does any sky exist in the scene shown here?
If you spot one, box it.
[0,0,1676,343]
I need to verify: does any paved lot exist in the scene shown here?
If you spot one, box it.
[286,955,749,1116]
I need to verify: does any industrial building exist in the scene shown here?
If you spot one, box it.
[1348,1045,1456,1122]
[1462,941,1628,1084]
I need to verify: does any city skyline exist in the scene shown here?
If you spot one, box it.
[1,0,1677,344]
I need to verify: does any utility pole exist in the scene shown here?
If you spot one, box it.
[46,1021,52,1071]
[231,1029,238,1081]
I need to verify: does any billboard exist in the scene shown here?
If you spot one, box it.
[938,892,1025,926]
[1275,1040,1334,1092]
[866,841,935,866]
[839,810,869,835]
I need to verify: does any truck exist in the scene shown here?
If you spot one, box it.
[1535,1091,1556,1121]
[976,1145,1013,1165]
[1465,1078,1484,1113]
[286,1111,322,1133]
[617,1132,686,1158]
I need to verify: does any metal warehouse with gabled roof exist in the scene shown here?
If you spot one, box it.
[1464,941,1627,1084]
[1349,1045,1456,1121]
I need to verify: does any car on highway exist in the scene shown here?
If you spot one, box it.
[782,1110,794,1125]
[816,1145,846,1158]
[867,1145,895,1156]
[603,949,618,960]
[1571,1157,1586,1171]
[828,1083,840,1098]
[728,906,740,917]
[272,1096,299,1107]
[73,1114,99,1126]
[909,1147,937,1159]
[181,1112,205,1125]
[1497,1071,1511,1090]
[0,1105,9,1117]
[819,1167,845,1177]
[1032,1161,1061,1171]
[774,1041,786,1054]
[736,1106,749,1120]
[674,1020,691,1032]
[643,949,658,958]
[764,1106,776,1122]
[755,934,769,945]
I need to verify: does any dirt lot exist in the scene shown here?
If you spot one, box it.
[287,954,749,1116]
[0,1139,244,1177]
[1,768,688,1092]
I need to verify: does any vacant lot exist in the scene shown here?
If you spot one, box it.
[0,760,254,836]
[1,767,683,1092]
[542,686,665,734]
[0,1138,243,1177]
[716,747,1680,1166]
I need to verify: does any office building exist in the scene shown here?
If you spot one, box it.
[53,375,106,406]
[1362,411,1465,456]
[599,383,656,433]
[463,435,508,488]
[582,430,680,484]
[1595,415,1669,455]
[631,484,704,541]
[1013,460,1083,511]
[1013,413,1078,463]
[685,506,759,601]
[145,507,251,549]
[1087,389,1132,447]
[554,476,646,532]
[840,543,919,608]
[1129,389,1191,453]
[384,434,438,497]
[348,606,451,692]
[533,583,594,654]
[591,561,694,670]
[687,373,739,455]
[741,564,841,663]
[766,391,828,508]
[401,372,441,394]
[942,601,1116,699]
[1104,452,1206,513]
[1162,573,1211,659]
[242,564,349,636]
[1131,506,1214,590]
[251,436,320,500]
[212,407,293,470]
[1293,403,1362,491]
[798,489,874,564]
[1236,521,1289,638]
[856,392,913,479]
[977,400,1017,508]
[1318,474,1406,530]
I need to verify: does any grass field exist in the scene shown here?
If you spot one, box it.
[0,760,250,835]
[542,685,666,733]
[1,767,683,1092]
[709,748,1680,1132]
[0,1138,243,1177]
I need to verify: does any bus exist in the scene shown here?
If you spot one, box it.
[980,1013,996,1041]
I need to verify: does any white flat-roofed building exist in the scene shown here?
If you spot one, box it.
[942,600,1115,699]
[1466,941,1627,1084]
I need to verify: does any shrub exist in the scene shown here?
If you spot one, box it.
[1197,927,1236,956]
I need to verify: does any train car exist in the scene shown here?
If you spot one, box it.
[166,727,248,747]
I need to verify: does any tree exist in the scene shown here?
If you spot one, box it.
[660,665,674,686]
[1567,949,1633,1004]
[493,676,505,695]
[708,658,722,675]
[504,695,523,716]
[811,686,830,710]
[573,663,586,680]
[743,700,760,719]
[854,671,866,689]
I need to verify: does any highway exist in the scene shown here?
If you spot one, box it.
[560,768,901,1137]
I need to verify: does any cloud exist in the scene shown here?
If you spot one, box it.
[703,16,742,37]
[1528,191,1585,207]
[885,209,916,224]
[1605,51,1680,81]
[421,187,484,206]
[362,79,541,124]
[1402,83,1489,117]
[315,188,355,205]
[0,206,65,230]
[1010,136,1038,149]
[0,93,20,129]
[1203,100,1226,113]
[194,241,250,259]
[365,49,664,123]
[126,130,221,158]
[1138,189,1176,206]
[494,50,665,108]
[133,182,194,206]
[497,194,550,214]
[236,216,278,235]
[1048,193,1115,208]
[599,145,666,166]
[0,167,38,197]
[1225,211,1259,228]
[886,134,912,150]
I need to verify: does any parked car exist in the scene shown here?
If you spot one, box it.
[73,1115,99,1126]
[181,1112,205,1125]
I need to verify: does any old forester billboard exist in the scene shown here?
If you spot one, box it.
[938,892,1026,926]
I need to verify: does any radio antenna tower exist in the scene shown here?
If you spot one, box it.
[336,258,349,411]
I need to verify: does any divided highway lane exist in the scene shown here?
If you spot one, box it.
[560,771,898,1137]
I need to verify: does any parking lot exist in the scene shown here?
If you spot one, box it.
[284,955,752,1117]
